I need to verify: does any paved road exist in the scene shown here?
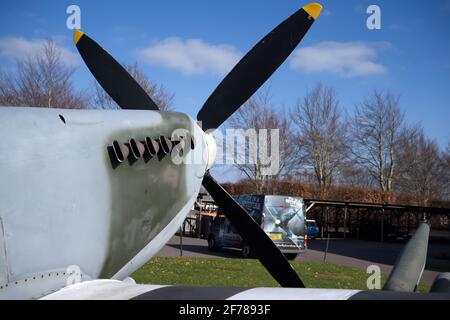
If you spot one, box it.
[157,235,450,285]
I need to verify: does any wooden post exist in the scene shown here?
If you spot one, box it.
[448,214,450,243]
[179,226,183,257]
[321,207,324,239]
[407,212,410,235]
[356,209,360,240]
[323,233,330,262]
[198,198,202,239]
[335,207,339,234]
[344,205,348,239]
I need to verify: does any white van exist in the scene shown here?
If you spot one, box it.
[207,195,307,260]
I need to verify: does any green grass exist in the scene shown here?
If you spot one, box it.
[132,256,430,293]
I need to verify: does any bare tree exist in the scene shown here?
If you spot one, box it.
[292,83,347,197]
[337,161,375,189]
[93,63,174,111]
[228,87,296,194]
[350,89,405,195]
[0,69,14,105]
[443,142,450,201]
[396,129,446,205]
[0,39,87,109]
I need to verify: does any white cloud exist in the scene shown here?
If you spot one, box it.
[136,37,241,76]
[0,36,80,66]
[289,41,389,77]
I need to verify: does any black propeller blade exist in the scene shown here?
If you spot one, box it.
[202,172,305,288]
[73,30,160,111]
[197,3,322,130]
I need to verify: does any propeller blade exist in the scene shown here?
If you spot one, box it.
[196,3,322,130]
[430,273,450,293]
[202,172,305,288]
[73,30,159,111]
[383,221,430,292]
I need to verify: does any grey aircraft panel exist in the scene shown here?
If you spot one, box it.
[0,107,207,299]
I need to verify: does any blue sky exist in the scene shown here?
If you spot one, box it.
[1,0,449,181]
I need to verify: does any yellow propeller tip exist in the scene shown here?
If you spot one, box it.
[73,30,84,45]
[303,2,322,20]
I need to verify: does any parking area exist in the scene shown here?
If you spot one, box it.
[157,235,450,284]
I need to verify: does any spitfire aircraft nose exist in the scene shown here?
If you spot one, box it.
[69,2,323,290]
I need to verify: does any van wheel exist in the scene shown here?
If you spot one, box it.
[208,236,217,251]
[242,243,252,258]
[285,253,298,261]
